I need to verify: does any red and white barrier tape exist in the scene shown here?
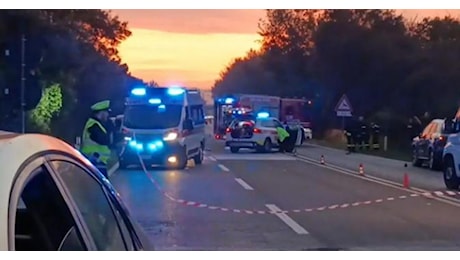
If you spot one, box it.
[136,153,460,215]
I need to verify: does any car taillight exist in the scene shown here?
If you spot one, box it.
[438,136,447,145]
[254,128,262,134]
[226,128,231,133]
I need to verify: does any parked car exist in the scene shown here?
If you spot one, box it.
[412,119,448,170]
[0,133,153,251]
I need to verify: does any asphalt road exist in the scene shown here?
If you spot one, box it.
[109,140,460,250]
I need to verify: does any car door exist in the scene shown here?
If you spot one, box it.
[48,158,147,251]
[8,157,91,251]
[418,122,437,159]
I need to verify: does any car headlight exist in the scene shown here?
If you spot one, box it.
[163,132,178,141]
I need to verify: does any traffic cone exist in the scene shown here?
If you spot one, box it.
[359,163,364,175]
[403,173,410,188]
[320,155,325,165]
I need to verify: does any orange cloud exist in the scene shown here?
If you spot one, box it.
[115,9,460,90]
[118,28,261,89]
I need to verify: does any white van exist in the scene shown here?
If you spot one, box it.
[119,87,206,170]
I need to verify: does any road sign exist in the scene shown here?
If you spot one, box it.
[336,110,352,117]
[335,94,353,112]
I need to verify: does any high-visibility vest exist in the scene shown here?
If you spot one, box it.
[80,118,111,164]
[276,127,290,142]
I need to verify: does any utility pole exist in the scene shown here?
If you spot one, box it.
[20,34,26,134]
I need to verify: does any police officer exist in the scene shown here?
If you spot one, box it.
[370,122,380,150]
[358,116,370,150]
[80,100,112,178]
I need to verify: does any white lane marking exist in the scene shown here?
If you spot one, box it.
[234,178,254,190]
[108,162,119,177]
[207,156,217,161]
[265,204,309,235]
[218,164,230,172]
[293,154,460,208]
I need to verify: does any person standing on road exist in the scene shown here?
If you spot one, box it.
[80,100,112,178]
[357,116,369,150]
[344,117,358,154]
[370,122,380,150]
[276,125,291,153]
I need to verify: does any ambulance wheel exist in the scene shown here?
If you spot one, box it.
[230,147,239,153]
[176,149,188,170]
[193,146,204,165]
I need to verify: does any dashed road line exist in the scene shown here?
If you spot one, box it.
[218,164,230,172]
[135,152,460,216]
[266,204,309,235]
[234,178,254,190]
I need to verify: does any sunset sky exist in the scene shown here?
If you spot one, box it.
[113,9,459,90]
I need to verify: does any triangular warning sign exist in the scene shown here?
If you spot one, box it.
[335,94,353,112]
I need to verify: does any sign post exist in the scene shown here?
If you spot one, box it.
[335,94,353,130]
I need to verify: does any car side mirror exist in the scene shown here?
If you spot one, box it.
[183,119,194,130]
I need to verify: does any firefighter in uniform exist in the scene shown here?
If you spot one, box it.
[358,116,370,150]
[370,122,380,150]
[80,100,112,178]
[344,117,358,154]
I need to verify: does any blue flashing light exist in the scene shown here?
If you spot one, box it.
[131,87,146,96]
[148,98,162,104]
[129,140,144,151]
[257,112,270,118]
[237,110,242,115]
[158,104,166,109]
[148,140,164,151]
[224,98,235,104]
[167,87,185,96]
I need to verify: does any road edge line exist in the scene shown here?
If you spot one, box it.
[293,153,460,208]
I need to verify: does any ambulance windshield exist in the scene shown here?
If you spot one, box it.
[123,104,182,129]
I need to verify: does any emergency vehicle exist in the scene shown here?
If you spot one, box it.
[119,86,206,170]
[224,112,285,153]
[280,98,313,128]
[213,94,281,139]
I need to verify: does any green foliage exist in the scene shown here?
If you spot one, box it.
[29,83,63,133]
[0,9,149,140]
[213,9,460,137]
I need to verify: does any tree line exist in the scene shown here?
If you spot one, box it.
[212,10,460,143]
[0,10,145,143]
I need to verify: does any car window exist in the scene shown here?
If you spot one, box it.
[14,166,87,251]
[259,119,275,128]
[51,161,129,251]
[273,119,283,128]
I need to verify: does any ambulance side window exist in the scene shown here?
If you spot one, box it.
[190,105,205,125]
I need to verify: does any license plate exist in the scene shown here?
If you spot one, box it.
[140,154,151,159]
[231,142,249,147]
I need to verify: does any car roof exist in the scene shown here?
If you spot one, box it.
[0,133,86,249]
[257,117,278,121]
